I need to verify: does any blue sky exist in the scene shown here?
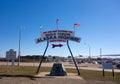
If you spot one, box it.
[0,0,120,57]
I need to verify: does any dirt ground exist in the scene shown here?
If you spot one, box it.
[0,62,118,84]
[0,76,116,84]
[0,72,116,84]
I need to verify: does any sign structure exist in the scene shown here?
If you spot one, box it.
[6,49,16,60]
[102,62,114,77]
[102,62,113,69]
[35,29,81,76]
[35,30,81,43]
[6,49,16,72]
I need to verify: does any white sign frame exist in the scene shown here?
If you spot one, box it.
[35,30,81,43]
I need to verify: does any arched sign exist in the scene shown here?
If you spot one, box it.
[35,30,81,43]
[35,29,81,75]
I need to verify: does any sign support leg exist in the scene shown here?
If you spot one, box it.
[36,41,49,74]
[67,41,80,75]
[112,69,114,77]
[6,60,9,72]
[103,69,105,76]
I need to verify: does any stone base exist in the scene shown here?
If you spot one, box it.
[49,63,67,76]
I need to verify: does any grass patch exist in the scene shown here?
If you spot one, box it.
[0,65,37,76]
[66,68,120,84]
[0,65,120,84]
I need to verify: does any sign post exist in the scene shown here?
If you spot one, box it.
[67,40,80,75]
[11,60,15,72]
[36,41,49,74]
[102,62,114,77]
[6,60,9,72]
[6,49,16,72]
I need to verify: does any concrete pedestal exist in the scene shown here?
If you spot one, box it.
[49,63,67,76]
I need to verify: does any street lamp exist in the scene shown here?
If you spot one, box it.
[18,26,24,66]
[88,45,91,58]
[84,43,91,58]
[100,48,102,58]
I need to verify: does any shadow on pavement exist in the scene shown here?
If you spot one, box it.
[0,74,54,81]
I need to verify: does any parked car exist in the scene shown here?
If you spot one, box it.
[116,64,120,69]
[97,58,102,64]
[112,59,120,65]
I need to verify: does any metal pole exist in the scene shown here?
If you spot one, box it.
[56,22,58,30]
[88,45,91,62]
[100,48,102,58]
[74,26,75,36]
[40,25,43,37]
[67,41,80,75]
[6,60,9,72]
[18,27,21,66]
[33,55,35,67]
[84,43,91,58]
[36,41,49,74]
[56,19,59,30]
[100,48,103,63]
[112,69,114,77]
[103,69,104,76]
[88,44,91,58]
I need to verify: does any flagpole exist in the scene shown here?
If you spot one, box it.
[56,19,59,30]
[74,23,80,36]
[56,22,58,30]
[40,25,43,38]
[56,19,59,42]
[74,25,75,36]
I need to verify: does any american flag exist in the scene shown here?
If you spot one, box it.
[56,19,60,23]
[74,23,80,28]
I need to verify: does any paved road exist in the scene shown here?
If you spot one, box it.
[0,62,120,72]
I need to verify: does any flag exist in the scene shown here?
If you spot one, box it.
[56,19,60,23]
[74,23,80,28]
[40,25,43,28]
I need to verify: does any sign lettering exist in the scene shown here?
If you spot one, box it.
[35,30,81,43]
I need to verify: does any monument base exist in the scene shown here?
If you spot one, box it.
[49,63,67,76]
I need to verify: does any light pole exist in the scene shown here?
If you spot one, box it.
[18,27,21,66]
[88,45,91,58]
[18,26,24,66]
[84,43,91,58]
[100,48,102,58]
